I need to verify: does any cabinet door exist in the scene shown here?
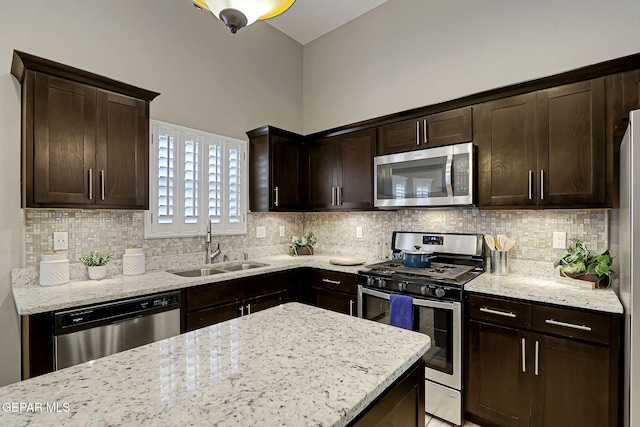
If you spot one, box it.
[537,79,606,206]
[31,72,96,206]
[336,129,376,209]
[465,319,530,427]
[425,106,472,147]
[476,93,537,207]
[377,117,423,155]
[96,90,149,209]
[621,69,640,119]
[244,290,287,315]
[530,334,611,427]
[307,138,337,209]
[313,288,356,316]
[272,136,301,210]
[186,300,243,331]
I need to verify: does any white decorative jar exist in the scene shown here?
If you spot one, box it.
[39,252,69,286]
[123,247,145,276]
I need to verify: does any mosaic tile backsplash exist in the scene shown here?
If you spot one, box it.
[24,208,608,269]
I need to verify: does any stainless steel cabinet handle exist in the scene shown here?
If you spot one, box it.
[545,318,592,331]
[479,307,516,318]
[274,186,279,207]
[540,170,545,200]
[528,170,533,200]
[88,169,93,200]
[246,304,251,315]
[337,187,342,206]
[535,340,539,376]
[423,119,428,145]
[239,305,244,316]
[349,300,354,316]
[416,121,420,145]
[322,278,341,285]
[100,170,105,201]
[521,338,526,373]
[331,187,336,206]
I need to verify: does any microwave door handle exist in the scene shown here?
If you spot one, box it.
[445,154,454,197]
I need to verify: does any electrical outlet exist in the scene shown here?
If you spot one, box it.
[552,231,567,249]
[356,226,363,239]
[256,226,266,239]
[279,225,285,237]
[53,231,68,250]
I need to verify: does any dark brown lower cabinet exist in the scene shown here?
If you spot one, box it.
[349,358,425,427]
[464,294,621,427]
[306,269,357,316]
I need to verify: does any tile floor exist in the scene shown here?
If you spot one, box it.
[425,415,483,427]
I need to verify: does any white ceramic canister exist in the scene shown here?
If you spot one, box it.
[123,247,145,276]
[39,251,70,286]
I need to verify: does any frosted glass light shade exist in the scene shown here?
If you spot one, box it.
[190,0,295,33]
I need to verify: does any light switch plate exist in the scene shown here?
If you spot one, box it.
[53,231,68,250]
[552,231,567,249]
[356,226,363,239]
[256,226,266,239]
[279,225,285,237]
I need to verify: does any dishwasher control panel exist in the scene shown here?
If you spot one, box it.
[54,292,180,332]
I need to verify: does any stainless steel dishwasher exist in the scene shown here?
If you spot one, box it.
[54,291,181,370]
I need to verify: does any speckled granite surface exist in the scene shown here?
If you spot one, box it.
[0,303,430,427]
[465,273,623,314]
[12,255,376,315]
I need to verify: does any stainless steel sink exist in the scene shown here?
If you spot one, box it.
[220,261,268,272]
[170,267,227,277]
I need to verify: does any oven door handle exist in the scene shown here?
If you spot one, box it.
[359,286,458,311]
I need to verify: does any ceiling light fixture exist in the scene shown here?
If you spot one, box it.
[189,0,295,34]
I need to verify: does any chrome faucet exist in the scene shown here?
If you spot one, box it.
[206,219,221,264]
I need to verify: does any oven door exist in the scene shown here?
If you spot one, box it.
[357,285,461,390]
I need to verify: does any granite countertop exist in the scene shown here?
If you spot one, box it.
[12,255,376,315]
[465,272,623,314]
[0,302,430,427]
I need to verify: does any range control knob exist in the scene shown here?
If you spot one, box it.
[376,278,386,288]
[434,287,446,298]
[367,277,374,287]
[399,281,408,292]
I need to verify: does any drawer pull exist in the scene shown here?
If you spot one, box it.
[545,318,592,332]
[322,278,341,285]
[521,338,526,373]
[535,340,539,376]
[480,307,516,318]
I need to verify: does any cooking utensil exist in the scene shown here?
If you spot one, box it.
[496,234,508,251]
[484,235,496,251]
[503,238,516,251]
[403,250,432,268]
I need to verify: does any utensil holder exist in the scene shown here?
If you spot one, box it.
[490,250,509,275]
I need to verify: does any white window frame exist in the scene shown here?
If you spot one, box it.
[145,120,247,238]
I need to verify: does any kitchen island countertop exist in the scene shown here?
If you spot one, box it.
[0,302,430,427]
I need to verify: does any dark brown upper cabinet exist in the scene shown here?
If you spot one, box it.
[247,126,303,212]
[306,128,376,210]
[476,78,607,209]
[377,106,472,155]
[11,51,159,209]
[621,69,640,120]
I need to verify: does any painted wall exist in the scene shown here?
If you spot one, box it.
[0,0,303,386]
[302,0,640,133]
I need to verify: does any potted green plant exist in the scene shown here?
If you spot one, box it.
[80,250,112,280]
[554,239,613,288]
[288,232,318,256]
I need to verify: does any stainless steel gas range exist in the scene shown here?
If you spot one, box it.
[357,232,484,426]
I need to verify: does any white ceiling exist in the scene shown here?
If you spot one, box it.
[266,0,390,45]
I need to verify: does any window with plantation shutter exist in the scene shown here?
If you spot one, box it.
[146,120,247,238]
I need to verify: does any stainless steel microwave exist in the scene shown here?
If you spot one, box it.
[374,142,475,208]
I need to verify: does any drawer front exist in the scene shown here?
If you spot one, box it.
[244,271,289,298]
[186,280,244,312]
[186,301,242,331]
[310,269,357,295]
[467,294,531,329]
[531,305,610,345]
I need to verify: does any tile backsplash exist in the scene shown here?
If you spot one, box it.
[24,208,608,268]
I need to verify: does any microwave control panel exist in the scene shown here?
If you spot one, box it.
[452,154,470,196]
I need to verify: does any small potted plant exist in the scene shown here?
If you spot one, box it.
[554,239,613,288]
[288,232,318,256]
[80,250,112,280]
